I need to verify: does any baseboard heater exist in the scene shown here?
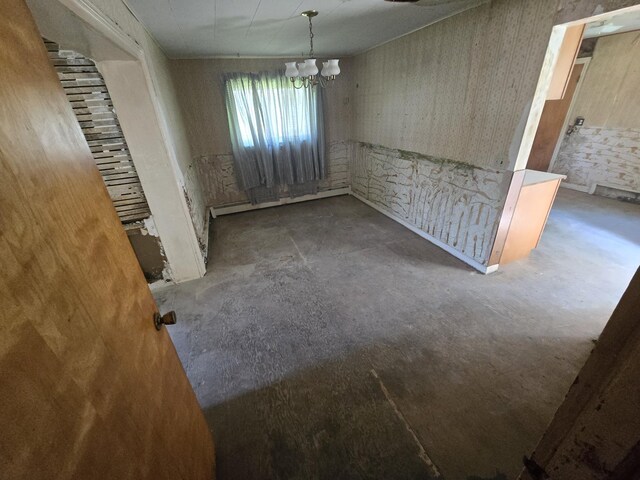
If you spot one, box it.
[591,183,640,204]
[210,187,351,217]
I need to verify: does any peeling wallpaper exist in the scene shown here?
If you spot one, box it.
[182,164,209,251]
[170,57,353,157]
[347,0,556,266]
[351,143,505,264]
[196,141,351,207]
[347,0,634,267]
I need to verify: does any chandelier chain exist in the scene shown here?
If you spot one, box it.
[284,11,339,89]
[308,16,314,57]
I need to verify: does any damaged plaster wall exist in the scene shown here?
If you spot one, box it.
[125,216,172,284]
[80,0,209,256]
[351,143,506,264]
[192,142,352,207]
[169,57,353,207]
[72,0,638,272]
[552,31,640,197]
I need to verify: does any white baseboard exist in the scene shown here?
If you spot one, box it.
[211,187,351,217]
[560,182,590,193]
[350,192,495,274]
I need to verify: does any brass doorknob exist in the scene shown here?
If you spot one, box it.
[154,311,177,330]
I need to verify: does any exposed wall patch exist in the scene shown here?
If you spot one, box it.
[351,142,506,266]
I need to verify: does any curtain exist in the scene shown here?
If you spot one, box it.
[223,71,326,204]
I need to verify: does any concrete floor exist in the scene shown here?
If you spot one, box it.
[155,188,640,480]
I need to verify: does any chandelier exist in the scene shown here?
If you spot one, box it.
[284,11,340,89]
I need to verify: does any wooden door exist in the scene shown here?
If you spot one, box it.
[518,267,640,479]
[0,1,214,479]
[527,63,584,172]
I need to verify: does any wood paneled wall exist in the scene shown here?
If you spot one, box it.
[351,0,557,170]
[0,1,214,477]
[569,30,640,129]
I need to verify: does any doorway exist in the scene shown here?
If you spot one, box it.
[26,0,206,283]
[512,7,640,475]
[526,59,587,173]
[522,9,640,272]
[44,37,169,284]
[547,25,640,203]
[491,5,640,270]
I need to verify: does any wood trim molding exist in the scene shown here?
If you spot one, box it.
[547,24,585,100]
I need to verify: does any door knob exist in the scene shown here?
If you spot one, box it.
[154,311,177,331]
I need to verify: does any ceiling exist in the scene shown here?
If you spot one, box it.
[124,0,485,58]
[584,8,640,38]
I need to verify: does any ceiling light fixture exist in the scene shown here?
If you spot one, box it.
[284,11,340,89]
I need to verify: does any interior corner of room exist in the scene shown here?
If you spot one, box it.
[4,0,640,479]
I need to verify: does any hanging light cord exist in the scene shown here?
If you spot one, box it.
[308,16,314,57]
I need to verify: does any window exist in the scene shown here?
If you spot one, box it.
[224,73,318,149]
[222,71,325,202]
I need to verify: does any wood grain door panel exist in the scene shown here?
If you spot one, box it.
[0,1,214,478]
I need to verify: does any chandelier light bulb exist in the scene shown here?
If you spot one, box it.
[284,11,340,88]
[326,59,340,76]
[285,62,299,78]
[305,58,318,76]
